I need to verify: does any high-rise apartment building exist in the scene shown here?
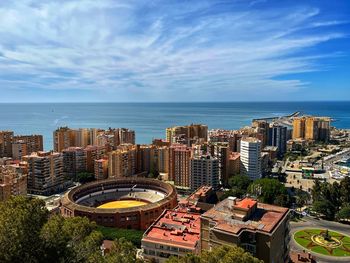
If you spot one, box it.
[252,120,269,147]
[292,117,305,139]
[13,135,43,154]
[54,127,136,152]
[166,124,208,145]
[85,145,106,173]
[209,142,229,187]
[172,146,192,188]
[53,127,77,152]
[240,137,262,180]
[209,129,241,152]
[228,152,240,177]
[201,197,290,263]
[157,146,169,175]
[317,117,331,142]
[0,164,27,201]
[292,116,331,142]
[94,158,108,180]
[190,155,219,191]
[108,144,136,178]
[118,128,136,145]
[24,151,65,195]
[12,140,27,160]
[0,131,14,158]
[268,124,287,156]
[62,147,87,180]
[76,128,90,148]
[136,145,154,174]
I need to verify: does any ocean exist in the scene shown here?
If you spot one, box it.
[0,101,349,150]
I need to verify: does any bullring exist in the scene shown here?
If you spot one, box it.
[61,177,178,230]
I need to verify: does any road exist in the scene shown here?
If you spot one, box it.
[290,217,350,262]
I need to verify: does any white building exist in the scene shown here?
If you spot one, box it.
[240,137,262,180]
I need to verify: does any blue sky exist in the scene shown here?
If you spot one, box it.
[0,0,349,102]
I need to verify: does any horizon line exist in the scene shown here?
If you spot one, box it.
[0,100,350,104]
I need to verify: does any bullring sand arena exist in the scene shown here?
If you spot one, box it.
[97,200,148,209]
[60,177,178,230]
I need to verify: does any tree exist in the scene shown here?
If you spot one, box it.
[166,245,262,263]
[294,189,310,209]
[340,177,350,205]
[313,200,336,220]
[0,196,142,263]
[167,254,200,263]
[0,196,49,263]
[248,178,289,206]
[336,206,350,221]
[76,172,95,184]
[104,238,143,263]
[41,215,103,262]
[311,180,344,220]
[222,175,251,199]
[311,180,322,202]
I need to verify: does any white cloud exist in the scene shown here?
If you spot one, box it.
[0,0,346,101]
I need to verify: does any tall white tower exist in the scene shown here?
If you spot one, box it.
[240,137,262,180]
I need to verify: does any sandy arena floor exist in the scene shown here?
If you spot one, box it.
[97,200,148,209]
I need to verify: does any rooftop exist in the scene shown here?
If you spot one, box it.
[202,197,289,236]
[241,137,261,143]
[142,209,201,250]
[229,152,240,160]
[234,198,257,210]
[188,185,212,201]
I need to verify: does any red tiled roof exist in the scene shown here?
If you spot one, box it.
[234,198,257,209]
[142,209,201,250]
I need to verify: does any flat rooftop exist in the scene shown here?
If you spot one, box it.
[188,185,212,200]
[142,209,201,250]
[229,152,240,160]
[202,197,289,235]
[234,198,257,210]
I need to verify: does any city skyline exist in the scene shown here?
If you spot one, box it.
[0,0,349,102]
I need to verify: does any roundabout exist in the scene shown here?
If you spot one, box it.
[294,229,350,257]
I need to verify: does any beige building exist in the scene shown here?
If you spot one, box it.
[190,155,219,191]
[12,140,28,160]
[85,145,106,173]
[292,116,331,142]
[209,142,229,187]
[228,152,240,178]
[173,146,193,188]
[13,135,43,154]
[23,151,65,195]
[62,147,87,180]
[157,146,169,175]
[108,144,136,178]
[0,131,14,158]
[54,127,77,152]
[0,164,27,201]
[252,120,269,147]
[76,128,90,148]
[94,158,108,180]
[54,127,135,152]
[209,129,241,152]
[166,124,208,145]
[201,197,290,263]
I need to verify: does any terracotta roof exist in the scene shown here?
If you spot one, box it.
[202,197,289,235]
[142,209,200,250]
